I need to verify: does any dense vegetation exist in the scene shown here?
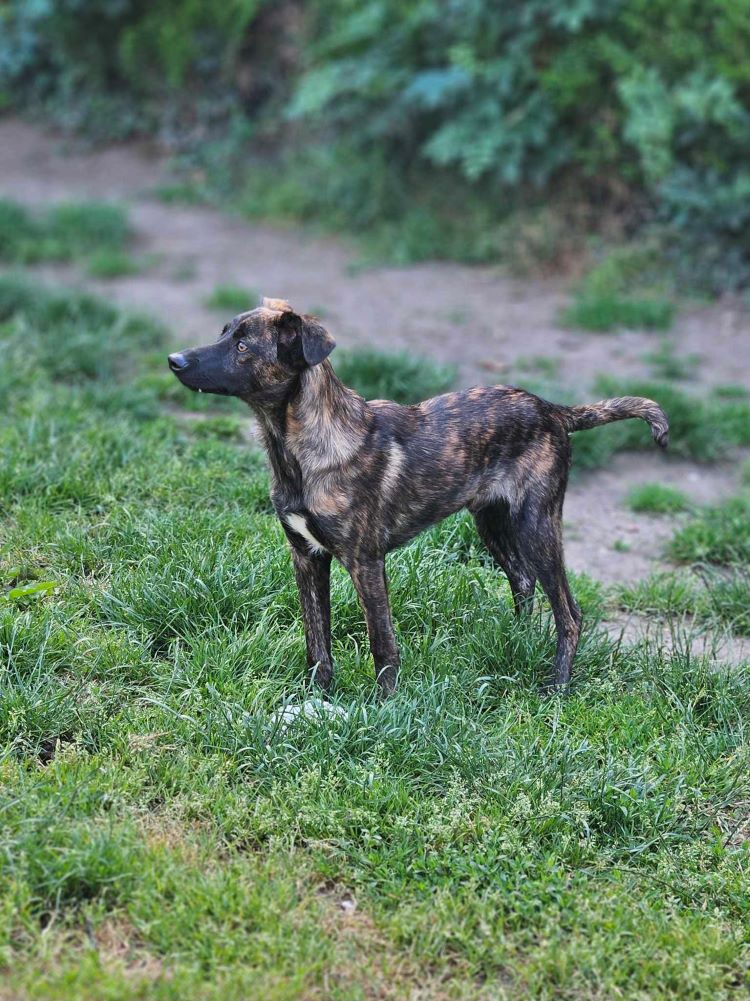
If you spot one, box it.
[1,269,749,998]
[2,1,750,284]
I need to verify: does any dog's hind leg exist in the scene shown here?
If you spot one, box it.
[289,545,334,691]
[346,558,400,697]
[474,502,536,616]
[515,502,581,691]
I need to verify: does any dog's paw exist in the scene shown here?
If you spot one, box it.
[375,665,398,699]
[540,676,570,696]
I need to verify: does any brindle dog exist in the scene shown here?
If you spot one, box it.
[168,297,669,695]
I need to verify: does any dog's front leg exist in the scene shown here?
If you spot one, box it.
[348,558,399,696]
[289,545,334,691]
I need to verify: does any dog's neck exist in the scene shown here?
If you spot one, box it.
[252,361,368,491]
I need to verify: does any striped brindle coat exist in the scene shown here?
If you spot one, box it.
[169,298,668,695]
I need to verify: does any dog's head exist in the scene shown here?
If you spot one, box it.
[168,297,336,402]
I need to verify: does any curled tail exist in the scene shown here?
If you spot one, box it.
[558,396,669,449]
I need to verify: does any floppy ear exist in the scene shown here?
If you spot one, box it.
[275,310,335,368]
[300,315,336,366]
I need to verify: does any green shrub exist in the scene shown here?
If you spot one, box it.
[283,2,750,281]
[4,3,750,282]
[0,1,274,139]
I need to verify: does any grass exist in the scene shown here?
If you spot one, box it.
[0,198,131,267]
[562,244,676,332]
[617,489,750,636]
[714,384,749,400]
[191,415,246,441]
[0,273,749,998]
[617,567,750,637]
[152,180,211,205]
[626,483,691,514]
[333,346,457,404]
[204,284,259,312]
[565,294,674,332]
[515,355,561,379]
[645,338,701,381]
[612,568,748,636]
[669,497,750,565]
[510,370,748,475]
[615,571,704,618]
[85,248,142,278]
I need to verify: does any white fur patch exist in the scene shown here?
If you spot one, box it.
[285,513,327,554]
[382,441,405,496]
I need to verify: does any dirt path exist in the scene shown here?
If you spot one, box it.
[2,118,748,648]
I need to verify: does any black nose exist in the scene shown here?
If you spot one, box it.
[168,352,190,372]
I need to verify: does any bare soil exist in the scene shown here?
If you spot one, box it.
[2,118,748,661]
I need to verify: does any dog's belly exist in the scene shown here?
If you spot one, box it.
[382,457,526,551]
[383,481,475,551]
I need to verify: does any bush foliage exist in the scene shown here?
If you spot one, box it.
[2,2,750,281]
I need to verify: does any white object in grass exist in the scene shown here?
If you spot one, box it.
[273,698,348,728]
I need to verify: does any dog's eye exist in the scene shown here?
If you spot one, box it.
[237,340,248,353]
